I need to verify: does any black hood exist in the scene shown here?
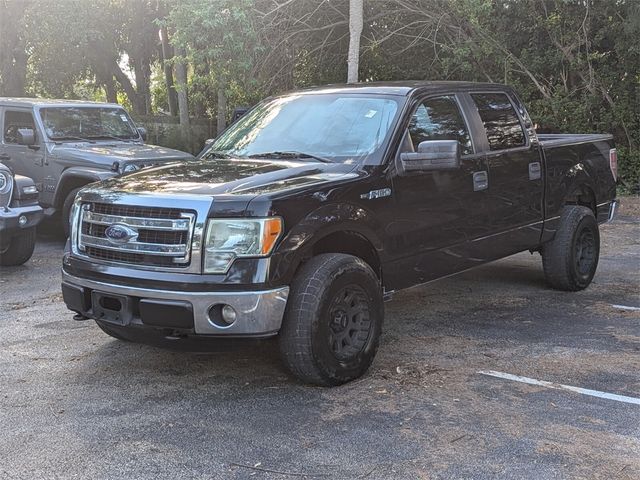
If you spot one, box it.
[97,158,360,197]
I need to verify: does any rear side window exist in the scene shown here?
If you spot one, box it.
[3,110,36,144]
[471,93,525,151]
[408,95,473,155]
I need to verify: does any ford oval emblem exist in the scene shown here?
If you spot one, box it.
[104,224,138,244]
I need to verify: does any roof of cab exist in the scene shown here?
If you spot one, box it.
[294,80,510,96]
[0,97,122,109]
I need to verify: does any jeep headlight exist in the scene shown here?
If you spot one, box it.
[0,170,13,207]
[203,218,283,274]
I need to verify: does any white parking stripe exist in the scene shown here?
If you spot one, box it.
[611,304,640,311]
[478,370,640,405]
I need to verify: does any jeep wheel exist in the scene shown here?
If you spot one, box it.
[62,187,82,237]
[542,205,600,291]
[0,227,36,266]
[279,253,383,386]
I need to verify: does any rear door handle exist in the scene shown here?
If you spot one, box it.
[473,171,488,191]
[529,162,542,180]
[0,153,10,161]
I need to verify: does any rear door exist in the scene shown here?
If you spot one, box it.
[467,91,544,252]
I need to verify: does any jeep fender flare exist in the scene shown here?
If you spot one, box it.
[54,168,117,208]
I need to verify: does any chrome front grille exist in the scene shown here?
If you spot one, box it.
[77,202,196,268]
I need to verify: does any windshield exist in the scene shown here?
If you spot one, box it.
[207,93,401,163]
[39,107,139,141]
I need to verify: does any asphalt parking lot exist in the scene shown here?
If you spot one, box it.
[1,198,639,480]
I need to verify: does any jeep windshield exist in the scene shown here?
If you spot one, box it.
[205,93,402,164]
[39,107,139,141]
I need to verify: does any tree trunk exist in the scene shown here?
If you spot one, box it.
[347,0,363,83]
[174,47,190,148]
[216,85,227,136]
[159,26,178,116]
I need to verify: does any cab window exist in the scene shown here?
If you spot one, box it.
[3,110,36,144]
[471,93,526,151]
[407,95,473,155]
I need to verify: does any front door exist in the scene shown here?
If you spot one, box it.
[468,92,544,253]
[385,94,492,290]
[0,108,45,186]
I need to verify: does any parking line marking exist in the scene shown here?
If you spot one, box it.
[611,304,640,311]
[478,370,640,405]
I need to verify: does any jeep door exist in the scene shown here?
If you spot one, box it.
[0,108,46,194]
[385,93,492,290]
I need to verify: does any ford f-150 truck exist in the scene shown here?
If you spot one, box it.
[0,98,194,234]
[61,82,617,386]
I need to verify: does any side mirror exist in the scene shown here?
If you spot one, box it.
[137,127,147,142]
[399,140,460,174]
[17,128,36,146]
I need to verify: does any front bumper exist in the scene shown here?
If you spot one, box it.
[62,271,289,337]
[0,204,43,232]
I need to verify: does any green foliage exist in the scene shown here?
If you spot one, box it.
[1,0,637,185]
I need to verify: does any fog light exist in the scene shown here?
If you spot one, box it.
[18,215,27,226]
[221,304,237,324]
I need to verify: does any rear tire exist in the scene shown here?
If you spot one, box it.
[542,205,600,291]
[62,187,82,237]
[0,227,36,266]
[279,253,383,386]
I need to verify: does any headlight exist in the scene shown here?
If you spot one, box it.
[0,171,11,194]
[122,163,139,173]
[0,170,13,207]
[203,218,283,274]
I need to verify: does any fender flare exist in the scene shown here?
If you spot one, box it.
[270,202,385,285]
[54,167,116,207]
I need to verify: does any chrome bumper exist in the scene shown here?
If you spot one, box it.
[62,271,289,336]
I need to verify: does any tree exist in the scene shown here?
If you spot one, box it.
[347,0,363,82]
[0,0,31,96]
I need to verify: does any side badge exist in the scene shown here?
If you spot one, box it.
[360,188,392,200]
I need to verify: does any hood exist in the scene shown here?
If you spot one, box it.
[50,142,194,167]
[94,158,360,197]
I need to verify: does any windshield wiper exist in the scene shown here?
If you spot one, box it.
[50,135,95,143]
[87,134,134,142]
[205,151,232,159]
[248,151,333,163]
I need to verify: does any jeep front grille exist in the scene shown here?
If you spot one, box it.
[77,202,196,268]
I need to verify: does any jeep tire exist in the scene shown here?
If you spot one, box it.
[0,227,37,266]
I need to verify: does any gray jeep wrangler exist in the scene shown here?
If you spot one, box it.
[0,99,194,233]
[0,163,42,265]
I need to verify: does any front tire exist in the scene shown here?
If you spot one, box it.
[0,227,36,266]
[62,187,82,237]
[279,253,383,386]
[542,205,600,291]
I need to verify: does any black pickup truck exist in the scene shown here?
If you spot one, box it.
[61,81,617,386]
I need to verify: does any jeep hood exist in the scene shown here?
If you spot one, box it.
[51,142,194,167]
[94,158,359,197]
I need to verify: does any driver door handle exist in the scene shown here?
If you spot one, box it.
[0,153,10,161]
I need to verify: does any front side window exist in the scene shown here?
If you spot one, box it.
[39,107,139,141]
[471,93,526,151]
[207,93,401,163]
[3,111,36,144]
[407,95,473,155]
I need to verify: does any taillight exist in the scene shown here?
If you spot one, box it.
[609,148,618,181]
